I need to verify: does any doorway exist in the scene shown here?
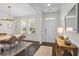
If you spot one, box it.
[43,20,57,43]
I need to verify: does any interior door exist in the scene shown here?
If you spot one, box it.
[44,20,57,43]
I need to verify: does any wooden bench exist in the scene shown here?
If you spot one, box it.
[34,46,52,56]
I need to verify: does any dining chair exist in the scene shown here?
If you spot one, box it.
[0,44,4,55]
[18,33,26,47]
[1,36,18,55]
[18,34,23,44]
[0,33,7,35]
[22,33,26,40]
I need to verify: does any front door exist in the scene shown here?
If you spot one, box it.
[44,20,57,43]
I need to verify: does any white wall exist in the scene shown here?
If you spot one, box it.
[60,3,76,28]
[0,20,15,35]
[14,19,21,34]
[14,14,42,43]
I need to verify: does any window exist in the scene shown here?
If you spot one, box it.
[21,18,36,34]
[21,20,28,33]
[28,18,36,33]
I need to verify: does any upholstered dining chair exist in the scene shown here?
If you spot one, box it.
[18,34,24,44]
[22,33,26,40]
[18,33,26,47]
[1,36,18,55]
[0,33,7,35]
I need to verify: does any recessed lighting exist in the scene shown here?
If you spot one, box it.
[48,3,51,6]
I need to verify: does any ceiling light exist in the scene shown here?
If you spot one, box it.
[1,5,15,21]
[48,3,51,6]
[46,18,56,20]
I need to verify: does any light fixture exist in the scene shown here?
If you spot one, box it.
[58,27,64,34]
[8,6,11,18]
[66,27,73,31]
[7,5,14,20]
[47,3,51,6]
[8,24,12,28]
[1,5,15,21]
[46,17,56,20]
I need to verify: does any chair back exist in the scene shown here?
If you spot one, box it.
[19,33,26,41]
[19,34,24,40]
[8,36,17,44]
[22,33,26,39]
[0,33,7,35]
[1,40,8,44]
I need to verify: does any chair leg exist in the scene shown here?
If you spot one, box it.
[1,48,4,55]
[1,48,3,55]
[19,41,21,48]
[15,44,18,51]
[10,46,11,55]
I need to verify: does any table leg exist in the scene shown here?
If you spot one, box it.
[57,46,62,56]
[73,48,78,56]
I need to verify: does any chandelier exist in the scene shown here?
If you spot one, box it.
[1,5,15,21]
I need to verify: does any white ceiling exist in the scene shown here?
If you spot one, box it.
[0,3,36,18]
[30,3,61,13]
[0,3,61,19]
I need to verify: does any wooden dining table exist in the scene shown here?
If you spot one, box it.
[0,34,22,41]
[0,34,27,55]
[0,35,12,41]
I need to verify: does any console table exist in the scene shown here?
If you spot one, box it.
[55,35,78,56]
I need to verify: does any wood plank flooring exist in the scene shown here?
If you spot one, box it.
[34,46,52,56]
[16,41,55,56]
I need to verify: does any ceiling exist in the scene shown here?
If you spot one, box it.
[0,3,61,19]
[30,3,61,13]
[0,3,36,19]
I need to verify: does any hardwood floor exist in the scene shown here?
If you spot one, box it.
[16,41,55,56]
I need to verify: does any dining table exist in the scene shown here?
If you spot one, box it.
[0,33,27,56]
[0,35,12,41]
[0,34,22,42]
